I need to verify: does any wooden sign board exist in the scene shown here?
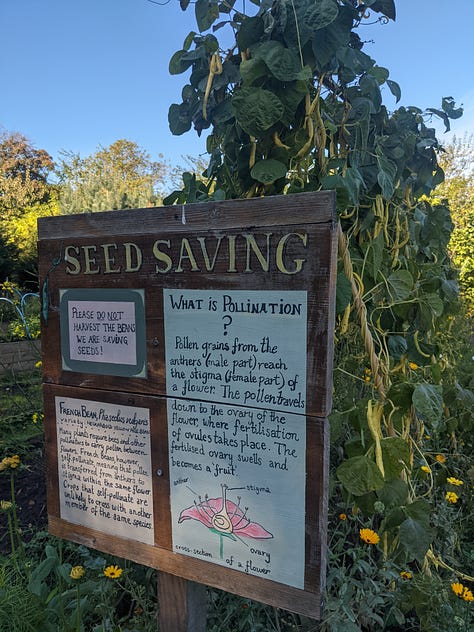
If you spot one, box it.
[38,192,337,619]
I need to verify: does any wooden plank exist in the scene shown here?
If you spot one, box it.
[157,572,207,632]
[38,218,337,417]
[43,383,327,619]
[47,515,323,619]
[38,191,336,239]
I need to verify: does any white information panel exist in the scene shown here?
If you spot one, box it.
[67,300,137,365]
[55,396,154,545]
[167,397,306,588]
[164,289,307,414]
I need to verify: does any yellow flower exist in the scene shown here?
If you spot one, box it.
[359,528,380,545]
[420,465,431,474]
[408,362,419,370]
[35,360,42,369]
[451,582,474,602]
[0,455,21,471]
[445,491,459,504]
[447,477,464,486]
[436,454,446,464]
[339,513,347,521]
[70,566,85,580]
[400,571,412,580]
[9,455,20,469]
[0,500,13,511]
[104,565,123,579]
[463,588,474,602]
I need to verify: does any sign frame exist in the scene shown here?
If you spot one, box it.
[38,191,337,619]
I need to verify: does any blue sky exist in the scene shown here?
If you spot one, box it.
[1,0,473,170]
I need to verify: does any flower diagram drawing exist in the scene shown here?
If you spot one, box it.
[178,484,273,559]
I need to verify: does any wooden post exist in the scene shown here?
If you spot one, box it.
[157,572,207,632]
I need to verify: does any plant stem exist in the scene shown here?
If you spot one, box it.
[76,584,81,632]
[10,471,25,563]
[7,512,18,571]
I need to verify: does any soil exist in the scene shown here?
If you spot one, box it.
[0,436,48,555]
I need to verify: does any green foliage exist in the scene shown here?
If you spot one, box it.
[57,139,170,215]
[2,198,60,279]
[0,129,55,284]
[434,134,474,316]
[0,128,54,215]
[0,566,46,632]
[0,282,41,342]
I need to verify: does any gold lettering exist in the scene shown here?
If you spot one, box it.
[153,240,172,273]
[64,245,81,275]
[244,233,271,272]
[101,243,121,274]
[124,242,142,272]
[276,233,307,274]
[197,236,222,271]
[176,238,199,272]
[227,235,237,273]
[82,245,100,275]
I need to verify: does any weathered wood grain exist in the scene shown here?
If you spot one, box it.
[38,191,336,239]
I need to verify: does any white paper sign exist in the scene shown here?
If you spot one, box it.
[55,396,154,544]
[164,290,307,414]
[68,300,137,365]
[168,397,306,588]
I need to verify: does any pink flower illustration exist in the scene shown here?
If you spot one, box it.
[178,485,273,557]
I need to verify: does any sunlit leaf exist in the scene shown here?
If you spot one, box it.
[251,159,287,184]
[232,87,284,137]
[337,455,385,496]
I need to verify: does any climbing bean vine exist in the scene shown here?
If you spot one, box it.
[165,0,473,628]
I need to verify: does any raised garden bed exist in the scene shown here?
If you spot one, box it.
[0,339,41,375]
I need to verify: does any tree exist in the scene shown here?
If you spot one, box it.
[2,197,60,279]
[435,134,474,316]
[0,128,55,284]
[0,128,54,216]
[58,139,170,214]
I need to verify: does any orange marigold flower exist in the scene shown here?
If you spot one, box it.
[452,582,474,601]
[436,454,446,464]
[447,477,464,486]
[445,491,459,504]
[463,588,474,602]
[339,513,347,521]
[399,571,412,580]
[359,528,380,545]
[408,362,419,370]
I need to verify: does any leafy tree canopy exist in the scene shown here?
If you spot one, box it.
[0,128,54,216]
[435,134,474,316]
[57,139,170,214]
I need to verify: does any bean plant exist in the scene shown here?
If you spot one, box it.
[164,0,474,629]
